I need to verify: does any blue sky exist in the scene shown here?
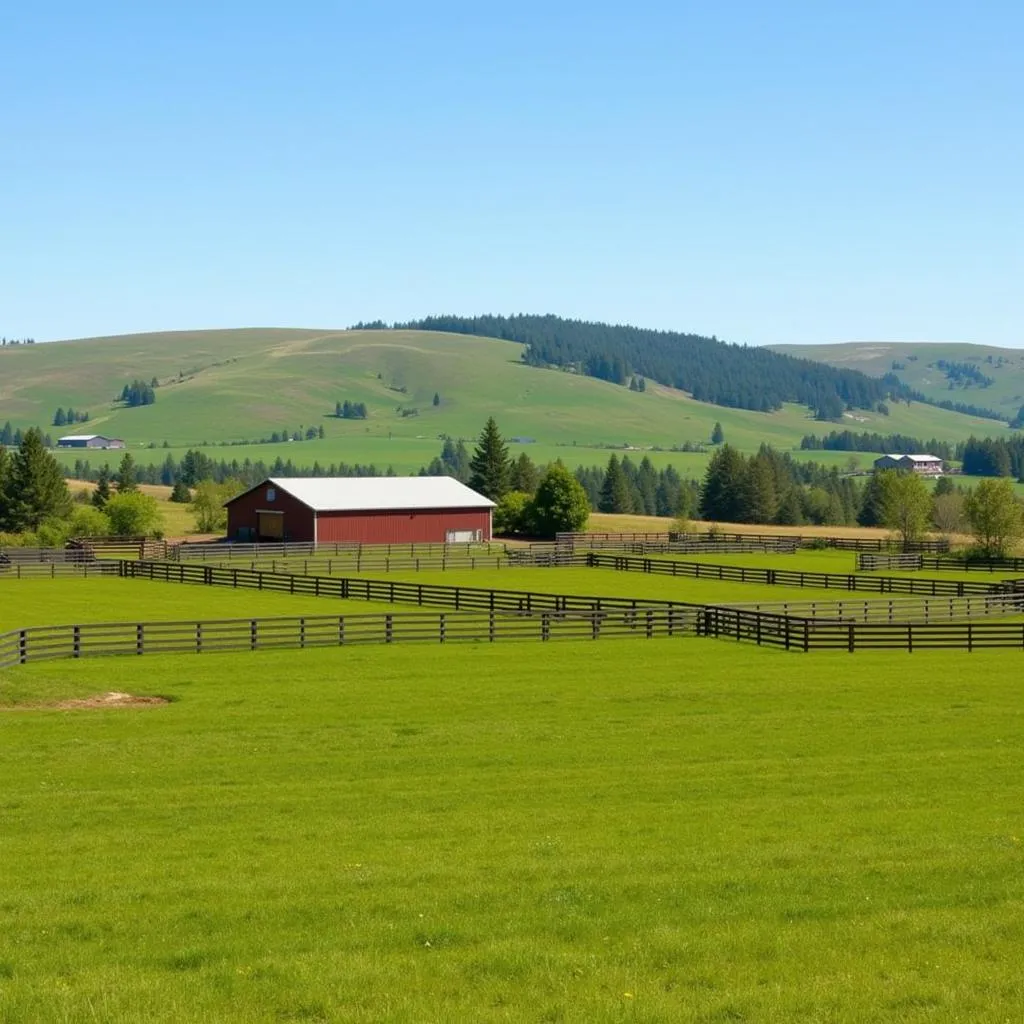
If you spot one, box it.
[2,1,1021,345]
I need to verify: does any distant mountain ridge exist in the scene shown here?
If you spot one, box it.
[354,314,915,419]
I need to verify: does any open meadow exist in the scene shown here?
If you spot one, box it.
[2,546,1024,1022]
[2,638,1024,1022]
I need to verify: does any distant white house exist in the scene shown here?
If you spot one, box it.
[57,434,126,450]
[873,454,944,476]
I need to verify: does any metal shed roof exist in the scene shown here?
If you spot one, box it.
[900,454,943,462]
[242,476,496,512]
[58,434,104,442]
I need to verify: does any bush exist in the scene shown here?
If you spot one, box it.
[493,491,533,536]
[105,492,163,538]
[67,505,111,538]
[530,464,589,539]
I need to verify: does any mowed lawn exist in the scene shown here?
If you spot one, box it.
[0,578,393,631]
[1,641,1023,1022]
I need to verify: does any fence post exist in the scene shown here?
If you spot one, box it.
[73,625,81,659]
[803,620,809,652]
[439,614,446,644]
[489,609,495,642]
[592,611,600,640]
[251,619,258,650]
[136,624,144,656]
[907,624,913,654]
[196,623,202,654]
[338,617,345,646]
[541,612,550,641]
[385,615,393,644]
[646,610,654,638]
[18,630,27,664]
[848,622,854,653]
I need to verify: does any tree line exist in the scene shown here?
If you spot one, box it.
[355,313,917,418]
[120,379,157,407]
[52,407,91,427]
[801,430,956,461]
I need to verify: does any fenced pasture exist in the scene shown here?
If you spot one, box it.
[858,552,1024,573]
[0,606,695,668]
[3,642,1024,1021]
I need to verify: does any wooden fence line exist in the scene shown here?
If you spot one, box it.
[723,592,1024,624]
[697,606,1024,652]
[557,531,951,553]
[0,606,696,669]
[0,562,121,580]
[169,540,507,561]
[858,553,1024,573]
[584,552,1023,598]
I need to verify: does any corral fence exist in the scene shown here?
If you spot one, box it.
[0,605,697,669]
[168,540,507,561]
[697,605,1024,652]
[556,532,950,553]
[0,562,121,579]
[584,552,1023,598]
[117,559,701,617]
[202,554,517,575]
[858,553,1024,573]
[0,546,94,565]
[723,592,1024,624]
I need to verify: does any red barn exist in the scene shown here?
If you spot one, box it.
[224,476,495,544]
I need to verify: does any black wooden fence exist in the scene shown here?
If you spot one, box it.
[698,606,1024,652]
[858,553,1024,573]
[0,606,695,669]
[584,552,1021,598]
[557,531,950,553]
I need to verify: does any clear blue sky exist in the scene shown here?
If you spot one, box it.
[2,1,1021,346]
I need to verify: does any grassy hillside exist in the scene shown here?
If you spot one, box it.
[771,341,1024,417]
[1,329,1013,479]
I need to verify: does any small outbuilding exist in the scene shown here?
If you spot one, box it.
[224,476,496,544]
[57,434,126,449]
[873,454,944,476]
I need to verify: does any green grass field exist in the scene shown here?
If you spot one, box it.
[2,329,1012,477]
[0,578,393,631]
[2,639,1024,1022]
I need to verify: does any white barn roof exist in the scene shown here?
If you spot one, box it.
[58,434,103,442]
[258,476,495,512]
[901,454,943,463]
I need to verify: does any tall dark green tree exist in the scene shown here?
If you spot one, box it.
[711,421,724,445]
[468,418,511,500]
[509,452,540,495]
[92,466,113,509]
[116,452,139,493]
[740,452,779,524]
[598,454,633,513]
[531,463,590,538]
[857,472,888,527]
[699,444,747,522]
[2,427,72,531]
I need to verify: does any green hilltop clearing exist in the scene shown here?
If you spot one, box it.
[771,340,1024,419]
[0,328,1015,478]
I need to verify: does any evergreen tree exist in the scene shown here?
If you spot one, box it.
[699,445,747,522]
[775,488,804,525]
[2,427,72,531]
[740,453,778,524]
[857,472,888,527]
[170,480,192,503]
[468,418,511,500]
[711,422,724,445]
[53,407,67,427]
[636,456,659,516]
[92,466,113,509]
[598,454,633,513]
[433,392,441,407]
[116,452,139,493]
[509,452,540,494]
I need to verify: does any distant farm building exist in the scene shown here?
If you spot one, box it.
[57,434,126,450]
[224,477,496,544]
[873,454,944,476]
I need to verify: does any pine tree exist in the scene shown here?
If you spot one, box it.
[170,480,192,503]
[92,466,113,509]
[468,418,511,500]
[509,452,540,495]
[53,407,67,427]
[699,445,747,522]
[433,392,440,407]
[3,427,72,531]
[740,453,778,524]
[116,452,139,493]
[598,454,633,514]
[711,422,725,445]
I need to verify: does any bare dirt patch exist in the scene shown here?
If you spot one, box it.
[1,692,170,712]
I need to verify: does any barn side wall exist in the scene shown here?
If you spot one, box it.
[225,487,315,542]
[315,508,491,544]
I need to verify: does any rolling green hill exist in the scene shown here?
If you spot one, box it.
[0,328,1014,476]
[771,341,1024,419]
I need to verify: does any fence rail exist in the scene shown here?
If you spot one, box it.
[0,606,696,669]
[858,553,1024,573]
[169,540,507,561]
[584,552,1020,598]
[118,559,700,616]
[0,562,121,579]
[723,592,1024,623]
[557,531,950,553]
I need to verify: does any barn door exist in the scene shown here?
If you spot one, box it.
[257,511,284,540]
